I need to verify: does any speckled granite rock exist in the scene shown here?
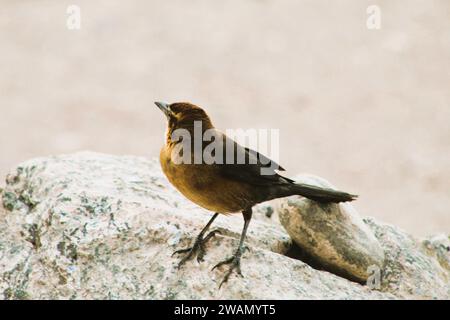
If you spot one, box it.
[277,175,385,283]
[0,152,448,299]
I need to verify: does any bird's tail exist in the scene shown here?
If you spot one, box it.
[289,183,357,203]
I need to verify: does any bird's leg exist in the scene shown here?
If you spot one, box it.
[173,212,220,267]
[213,208,252,288]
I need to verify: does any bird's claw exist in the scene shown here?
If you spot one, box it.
[172,229,221,267]
[212,253,243,288]
[171,247,191,257]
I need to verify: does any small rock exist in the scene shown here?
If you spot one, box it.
[276,174,385,283]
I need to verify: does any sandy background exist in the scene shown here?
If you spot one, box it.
[1,0,449,236]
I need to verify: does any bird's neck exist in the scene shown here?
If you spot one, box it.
[166,119,214,146]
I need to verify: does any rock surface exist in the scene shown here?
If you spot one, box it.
[0,152,449,299]
[277,175,385,283]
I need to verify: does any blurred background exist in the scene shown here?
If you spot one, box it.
[1,0,449,236]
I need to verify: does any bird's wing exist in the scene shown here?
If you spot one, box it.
[209,131,293,186]
[243,146,286,171]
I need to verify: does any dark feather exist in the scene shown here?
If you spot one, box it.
[215,132,293,186]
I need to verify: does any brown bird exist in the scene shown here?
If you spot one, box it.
[155,101,357,287]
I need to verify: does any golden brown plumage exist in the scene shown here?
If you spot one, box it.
[155,101,357,287]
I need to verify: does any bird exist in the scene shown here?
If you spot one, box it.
[155,101,357,287]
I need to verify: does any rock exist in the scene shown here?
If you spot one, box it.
[276,175,385,283]
[0,152,448,299]
[365,220,450,298]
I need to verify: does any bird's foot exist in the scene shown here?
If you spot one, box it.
[212,248,246,288]
[172,229,221,267]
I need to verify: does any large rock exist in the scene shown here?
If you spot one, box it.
[277,175,385,283]
[0,152,448,299]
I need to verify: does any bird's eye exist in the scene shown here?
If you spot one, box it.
[168,105,177,115]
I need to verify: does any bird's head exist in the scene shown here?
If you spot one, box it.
[155,102,214,140]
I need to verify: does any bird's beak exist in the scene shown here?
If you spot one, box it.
[154,101,172,119]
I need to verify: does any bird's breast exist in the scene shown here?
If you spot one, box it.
[159,145,253,214]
